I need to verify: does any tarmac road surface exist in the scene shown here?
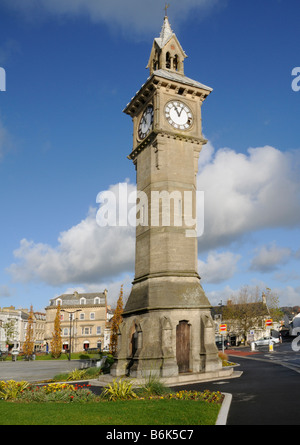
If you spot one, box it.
[0,359,85,382]
[171,352,300,425]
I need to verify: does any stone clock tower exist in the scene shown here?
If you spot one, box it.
[110,15,229,382]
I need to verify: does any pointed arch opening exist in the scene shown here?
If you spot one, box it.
[173,54,178,71]
[166,52,171,69]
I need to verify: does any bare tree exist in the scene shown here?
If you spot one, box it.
[222,286,282,340]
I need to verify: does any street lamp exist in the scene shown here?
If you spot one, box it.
[61,309,81,361]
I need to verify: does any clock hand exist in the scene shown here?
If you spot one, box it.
[174,105,183,117]
[173,105,180,117]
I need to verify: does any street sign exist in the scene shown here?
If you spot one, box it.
[265,319,273,327]
[219,324,227,333]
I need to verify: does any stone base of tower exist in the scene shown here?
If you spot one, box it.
[110,305,224,380]
[100,367,238,388]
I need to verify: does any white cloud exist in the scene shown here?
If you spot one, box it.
[274,285,300,307]
[61,274,132,308]
[250,243,292,273]
[198,251,240,284]
[7,144,300,295]
[207,282,300,308]
[2,0,221,35]
[197,145,300,251]
[8,194,136,286]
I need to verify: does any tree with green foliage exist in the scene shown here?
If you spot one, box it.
[23,305,35,357]
[2,318,18,349]
[50,303,63,358]
[109,285,124,356]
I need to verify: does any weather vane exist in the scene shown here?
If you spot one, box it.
[164,3,170,17]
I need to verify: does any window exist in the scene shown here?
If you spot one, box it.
[94,297,100,304]
[80,313,85,320]
[56,298,62,306]
[90,312,95,320]
[80,297,86,305]
[82,327,92,335]
[97,326,101,335]
[166,52,171,69]
[63,328,68,336]
[173,55,178,71]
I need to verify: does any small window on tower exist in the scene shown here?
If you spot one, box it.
[166,52,171,69]
[174,55,178,71]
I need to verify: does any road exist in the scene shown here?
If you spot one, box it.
[0,359,86,382]
[172,340,300,425]
[247,339,300,369]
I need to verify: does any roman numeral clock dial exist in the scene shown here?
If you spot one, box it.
[164,100,193,130]
[138,105,154,140]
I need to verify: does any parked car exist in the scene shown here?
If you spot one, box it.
[216,339,228,350]
[254,336,280,346]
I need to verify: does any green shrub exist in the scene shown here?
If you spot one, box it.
[51,372,69,382]
[0,380,29,400]
[66,369,88,381]
[101,378,137,401]
[84,367,102,378]
[138,374,171,398]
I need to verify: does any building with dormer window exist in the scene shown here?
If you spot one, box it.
[45,290,108,353]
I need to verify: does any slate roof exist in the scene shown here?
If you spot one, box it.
[49,292,106,307]
[152,69,212,92]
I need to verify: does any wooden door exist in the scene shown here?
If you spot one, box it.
[176,321,190,373]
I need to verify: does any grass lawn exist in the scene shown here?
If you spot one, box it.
[0,399,220,425]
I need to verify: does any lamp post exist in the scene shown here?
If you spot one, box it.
[61,309,81,361]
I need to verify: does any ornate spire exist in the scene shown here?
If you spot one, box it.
[159,15,173,48]
[147,11,187,75]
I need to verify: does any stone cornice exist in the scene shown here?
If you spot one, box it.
[124,71,211,118]
[127,130,207,162]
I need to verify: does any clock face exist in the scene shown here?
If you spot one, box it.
[164,101,193,130]
[138,105,154,140]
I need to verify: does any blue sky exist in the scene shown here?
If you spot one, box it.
[0,0,299,311]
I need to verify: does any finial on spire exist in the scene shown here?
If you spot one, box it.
[164,3,170,17]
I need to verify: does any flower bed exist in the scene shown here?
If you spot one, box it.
[0,379,224,406]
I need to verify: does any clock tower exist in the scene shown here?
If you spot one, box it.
[110,14,226,380]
